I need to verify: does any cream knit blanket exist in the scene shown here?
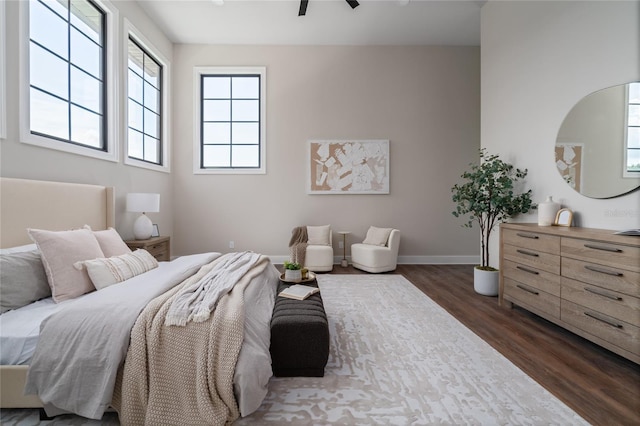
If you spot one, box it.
[113,254,270,426]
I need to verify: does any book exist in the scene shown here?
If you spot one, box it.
[279,284,320,300]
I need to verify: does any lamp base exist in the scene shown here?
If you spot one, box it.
[341,259,348,267]
[133,213,153,240]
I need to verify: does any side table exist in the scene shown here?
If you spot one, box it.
[337,231,351,267]
[125,236,170,261]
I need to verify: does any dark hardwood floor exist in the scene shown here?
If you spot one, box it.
[324,264,640,426]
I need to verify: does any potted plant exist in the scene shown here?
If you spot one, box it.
[283,261,302,282]
[451,148,535,296]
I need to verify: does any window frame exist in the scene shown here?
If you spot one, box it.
[124,19,170,173]
[193,66,266,175]
[623,82,639,178]
[19,0,119,162]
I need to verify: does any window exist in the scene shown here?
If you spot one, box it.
[0,0,6,139]
[20,0,117,161]
[625,82,640,176]
[127,37,162,165]
[194,67,266,174]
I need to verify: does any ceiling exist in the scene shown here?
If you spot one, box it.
[135,0,484,46]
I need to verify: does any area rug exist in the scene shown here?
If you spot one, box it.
[236,274,588,425]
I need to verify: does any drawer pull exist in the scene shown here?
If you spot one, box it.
[584,312,622,329]
[584,243,622,253]
[516,284,539,295]
[584,265,623,277]
[516,232,539,239]
[584,287,622,301]
[516,265,539,275]
[516,249,539,257]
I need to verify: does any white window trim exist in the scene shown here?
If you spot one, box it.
[0,0,6,139]
[124,19,171,173]
[18,0,119,162]
[193,66,266,175]
[623,82,639,179]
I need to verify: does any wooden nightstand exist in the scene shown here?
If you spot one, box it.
[125,236,170,261]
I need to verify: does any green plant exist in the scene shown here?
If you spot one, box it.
[452,148,535,270]
[283,261,301,270]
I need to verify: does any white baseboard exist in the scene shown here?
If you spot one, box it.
[267,255,479,265]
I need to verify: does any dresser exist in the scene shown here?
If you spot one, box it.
[124,236,171,261]
[499,223,640,364]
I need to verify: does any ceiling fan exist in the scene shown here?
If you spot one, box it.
[298,0,360,16]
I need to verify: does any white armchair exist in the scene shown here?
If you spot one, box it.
[351,228,400,273]
[304,225,334,272]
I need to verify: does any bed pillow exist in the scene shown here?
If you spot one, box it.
[85,226,131,258]
[0,243,38,254]
[0,251,51,314]
[74,249,159,290]
[307,225,331,246]
[27,228,105,302]
[362,226,393,247]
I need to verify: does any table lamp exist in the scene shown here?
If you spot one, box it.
[126,193,160,240]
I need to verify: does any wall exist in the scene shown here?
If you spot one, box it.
[482,0,640,268]
[0,0,174,241]
[172,45,481,262]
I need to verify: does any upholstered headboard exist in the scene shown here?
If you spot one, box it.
[0,177,115,248]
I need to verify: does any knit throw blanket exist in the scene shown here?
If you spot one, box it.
[113,253,271,426]
[289,226,308,266]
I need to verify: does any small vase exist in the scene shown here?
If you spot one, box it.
[538,196,561,226]
[285,269,302,282]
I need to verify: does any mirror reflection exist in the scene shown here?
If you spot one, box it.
[556,81,640,199]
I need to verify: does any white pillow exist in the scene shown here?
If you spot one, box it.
[362,226,393,246]
[84,225,131,258]
[28,228,105,302]
[74,249,159,290]
[307,225,331,246]
[0,243,38,254]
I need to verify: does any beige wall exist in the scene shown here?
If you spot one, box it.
[482,0,640,268]
[172,45,481,262]
[0,0,174,241]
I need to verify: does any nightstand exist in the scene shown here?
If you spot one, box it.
[125,236,170,261]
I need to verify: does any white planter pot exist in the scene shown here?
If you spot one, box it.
[474,267,499,296]
[284,269,302,282]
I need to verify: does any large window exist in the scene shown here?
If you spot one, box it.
[29,0,105,149]
[194,67,266,174]
[127,37,162,165]
[625,82,640,176]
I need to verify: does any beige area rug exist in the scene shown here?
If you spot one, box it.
[237,274,588,425]
[1,274,588,425]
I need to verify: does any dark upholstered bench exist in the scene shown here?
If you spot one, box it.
[270,280,330,377]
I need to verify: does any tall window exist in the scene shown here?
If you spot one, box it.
[127,37,162,165]
[626,82,640,175]
[28,0,106,150]
[194,67,266,174]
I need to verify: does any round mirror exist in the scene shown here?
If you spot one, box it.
[555,81,640,198]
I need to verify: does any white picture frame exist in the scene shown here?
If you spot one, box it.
[307,139,390,194]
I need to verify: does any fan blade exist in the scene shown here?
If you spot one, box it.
[346,0,359,9]
[299,0,308,16]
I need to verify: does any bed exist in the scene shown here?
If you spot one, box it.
[0,177,279,423]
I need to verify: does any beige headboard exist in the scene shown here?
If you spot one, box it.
[0,177,115,248]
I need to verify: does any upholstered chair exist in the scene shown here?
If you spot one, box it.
[351,228,400,273]
[305,225,334,272]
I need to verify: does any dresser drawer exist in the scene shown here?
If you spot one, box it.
[562,257,640,298]
[561,238,640,273]
[561,299,640,356]
[502,243,560,275]
[503,259,560,297]
[503,278,560,318]
[502,229,560,255]
[561,277,640,327]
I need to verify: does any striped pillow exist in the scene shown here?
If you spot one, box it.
[74,249,159,290]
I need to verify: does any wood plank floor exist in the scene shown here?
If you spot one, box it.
[325,264,640,426]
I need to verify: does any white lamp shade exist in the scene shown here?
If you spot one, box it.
[126,193,160,213]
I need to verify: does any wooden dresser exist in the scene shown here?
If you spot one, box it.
[499,223,640,364]
[124,236,171,261]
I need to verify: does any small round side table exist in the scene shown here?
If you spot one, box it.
[337,231,351,267]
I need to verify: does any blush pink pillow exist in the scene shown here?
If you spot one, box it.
[28,228,105,302]
[86,226,131,258]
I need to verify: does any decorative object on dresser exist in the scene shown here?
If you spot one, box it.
[499,223,640,364]
[537,196,561,226]
[126,193,160,240]
[124,236,170,261]
[451,148,535,296]
[554,208,573,227]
